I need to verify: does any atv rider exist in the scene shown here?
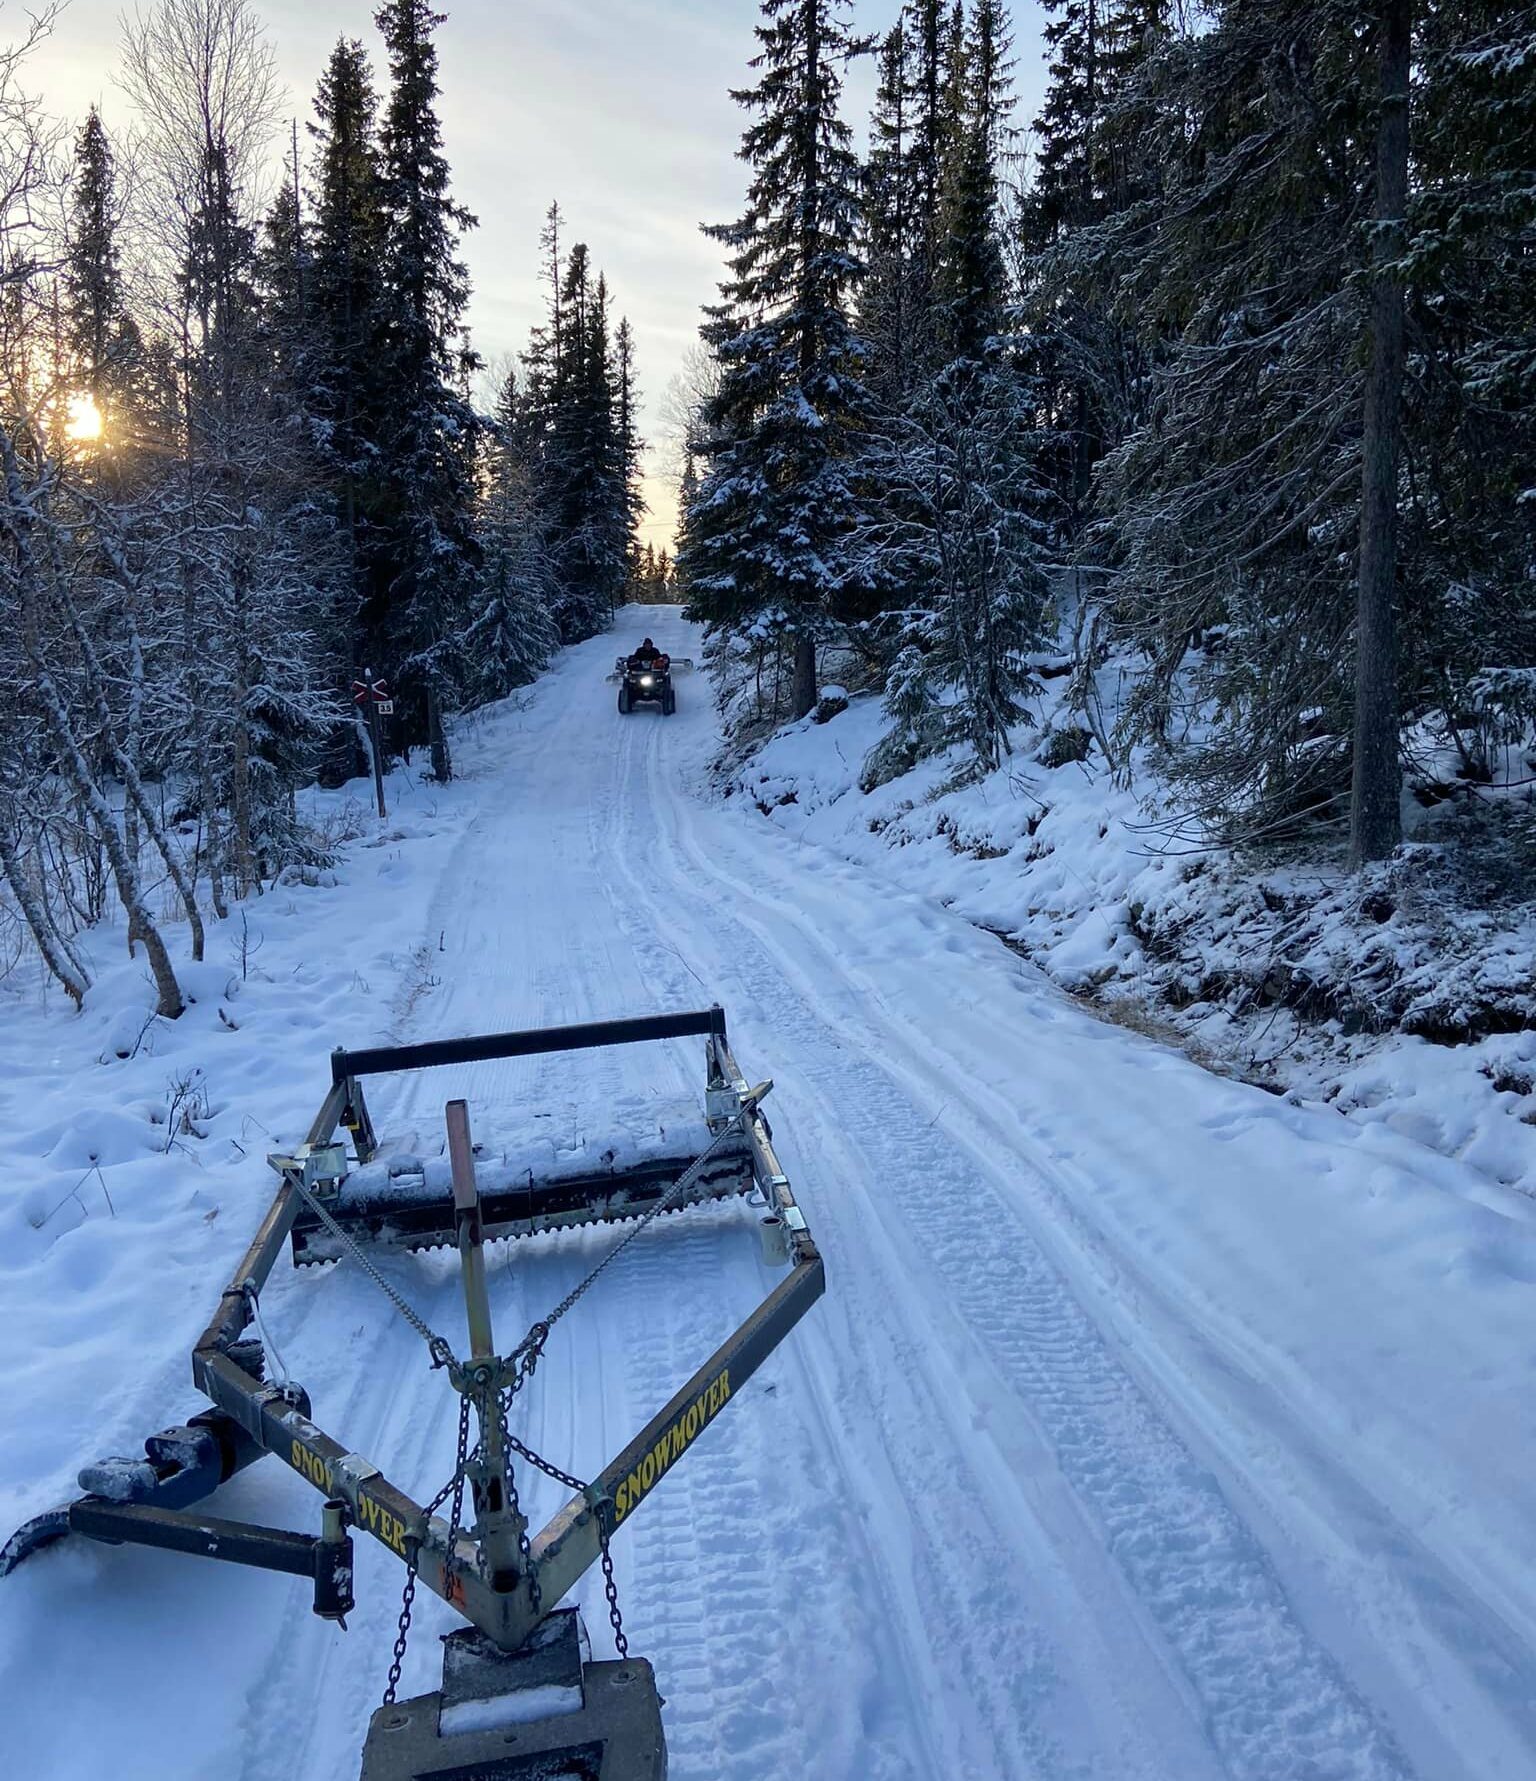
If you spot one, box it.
[629,637,664,669]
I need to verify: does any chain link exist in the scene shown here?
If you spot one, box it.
[383,1394,472,1705]
[522,1125,741,1347]
[601,1530,628,1660]
[495,1389,541,1617]
[284,1168,459,1372]
[502,1426,626,1657]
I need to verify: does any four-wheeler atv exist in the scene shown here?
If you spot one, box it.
[616,651,676,716]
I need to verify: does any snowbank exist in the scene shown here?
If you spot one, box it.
[723,682,1536,1207]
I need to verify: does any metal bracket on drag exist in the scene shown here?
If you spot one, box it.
[266,1139,350,1199]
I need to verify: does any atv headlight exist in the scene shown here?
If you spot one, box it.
[640,675,654,688]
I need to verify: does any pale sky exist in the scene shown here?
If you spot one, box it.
[21,0,1049,550]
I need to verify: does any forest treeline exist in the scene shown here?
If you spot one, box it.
[2,0,1531,1016]
[681,0,1535,869]
[0,0,644,1014]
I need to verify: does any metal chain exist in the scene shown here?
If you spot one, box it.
[495,1388,542,1617]
[521,1125,742,1348]
[467,1123,746,1658]
[284,1169,459,1373]
[601,1531,628,1660]
[371,1119,741,1703]
[383,1393,472,1706]
[502,1428,626,1658]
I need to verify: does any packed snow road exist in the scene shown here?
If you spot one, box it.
[4,608,1535,1780]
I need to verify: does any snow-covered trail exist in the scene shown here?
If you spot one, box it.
[4,608,1534,1780]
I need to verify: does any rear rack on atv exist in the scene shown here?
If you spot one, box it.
[4,1006,823,1780]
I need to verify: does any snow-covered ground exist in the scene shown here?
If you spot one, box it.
[2,608,1535,1780]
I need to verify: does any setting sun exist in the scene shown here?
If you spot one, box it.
[64,391,103,442]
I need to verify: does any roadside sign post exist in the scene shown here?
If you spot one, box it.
[352,671,391,819]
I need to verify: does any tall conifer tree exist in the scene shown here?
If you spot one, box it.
[684,0,875,718]
[308,42,387,588]
[65,110,141,416]
[935,0,1013,362]
[615,315,646,592]
[862,23,917,404]
[861,0,1050,781]
[371,0,481,779]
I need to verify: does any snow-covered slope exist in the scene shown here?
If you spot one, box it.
[731,683,1536,1210]
[2,609,1534,1780]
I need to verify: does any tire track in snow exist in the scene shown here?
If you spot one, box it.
[602,707,1120,1780]
[595,693,915,1777]
[660,756,1536,1774]
[233,714,663,1776]
[623,707,1417,1781]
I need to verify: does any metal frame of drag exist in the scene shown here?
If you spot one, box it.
[3,1007,824,1780]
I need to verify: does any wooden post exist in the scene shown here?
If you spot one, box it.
[358,667,388,819]
[367,698,386,820]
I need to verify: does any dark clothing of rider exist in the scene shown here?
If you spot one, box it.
[631,639,663,667]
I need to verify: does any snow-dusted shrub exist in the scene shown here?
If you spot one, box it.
[1039,724,1093,769]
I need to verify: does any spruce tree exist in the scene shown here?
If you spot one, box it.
[674,451,699,601]
[862,0,1051,781]
[466,365,559,700]
[573,274,629,626]
[257,129,310,392]
[935,0,1013,362]
[864,0,963,394]
[1090,3,1387,840]
[307,39,388,599]
[541,246,627,639]
[65,110,141,418]
[1018,2,1172,519]
[1030,0,1101,244]
[908,0,957,325]
[520,201,565,455]
[373,0,481,779]
[1397,1,1536,783]
[861,23,917,405]
[615,315,646,592]
[684,0,875,719]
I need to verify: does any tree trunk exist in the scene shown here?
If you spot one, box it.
[230,666,255,896]
[428,681,452,781]
[3,430,184,1018]
[123,693,143,955]
[228,530,257,897]
[792,633,817,719]
[1350,0,1411,868]
[0,812,90,1006]
[35,670,185,1019]
[70,533,206,958]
